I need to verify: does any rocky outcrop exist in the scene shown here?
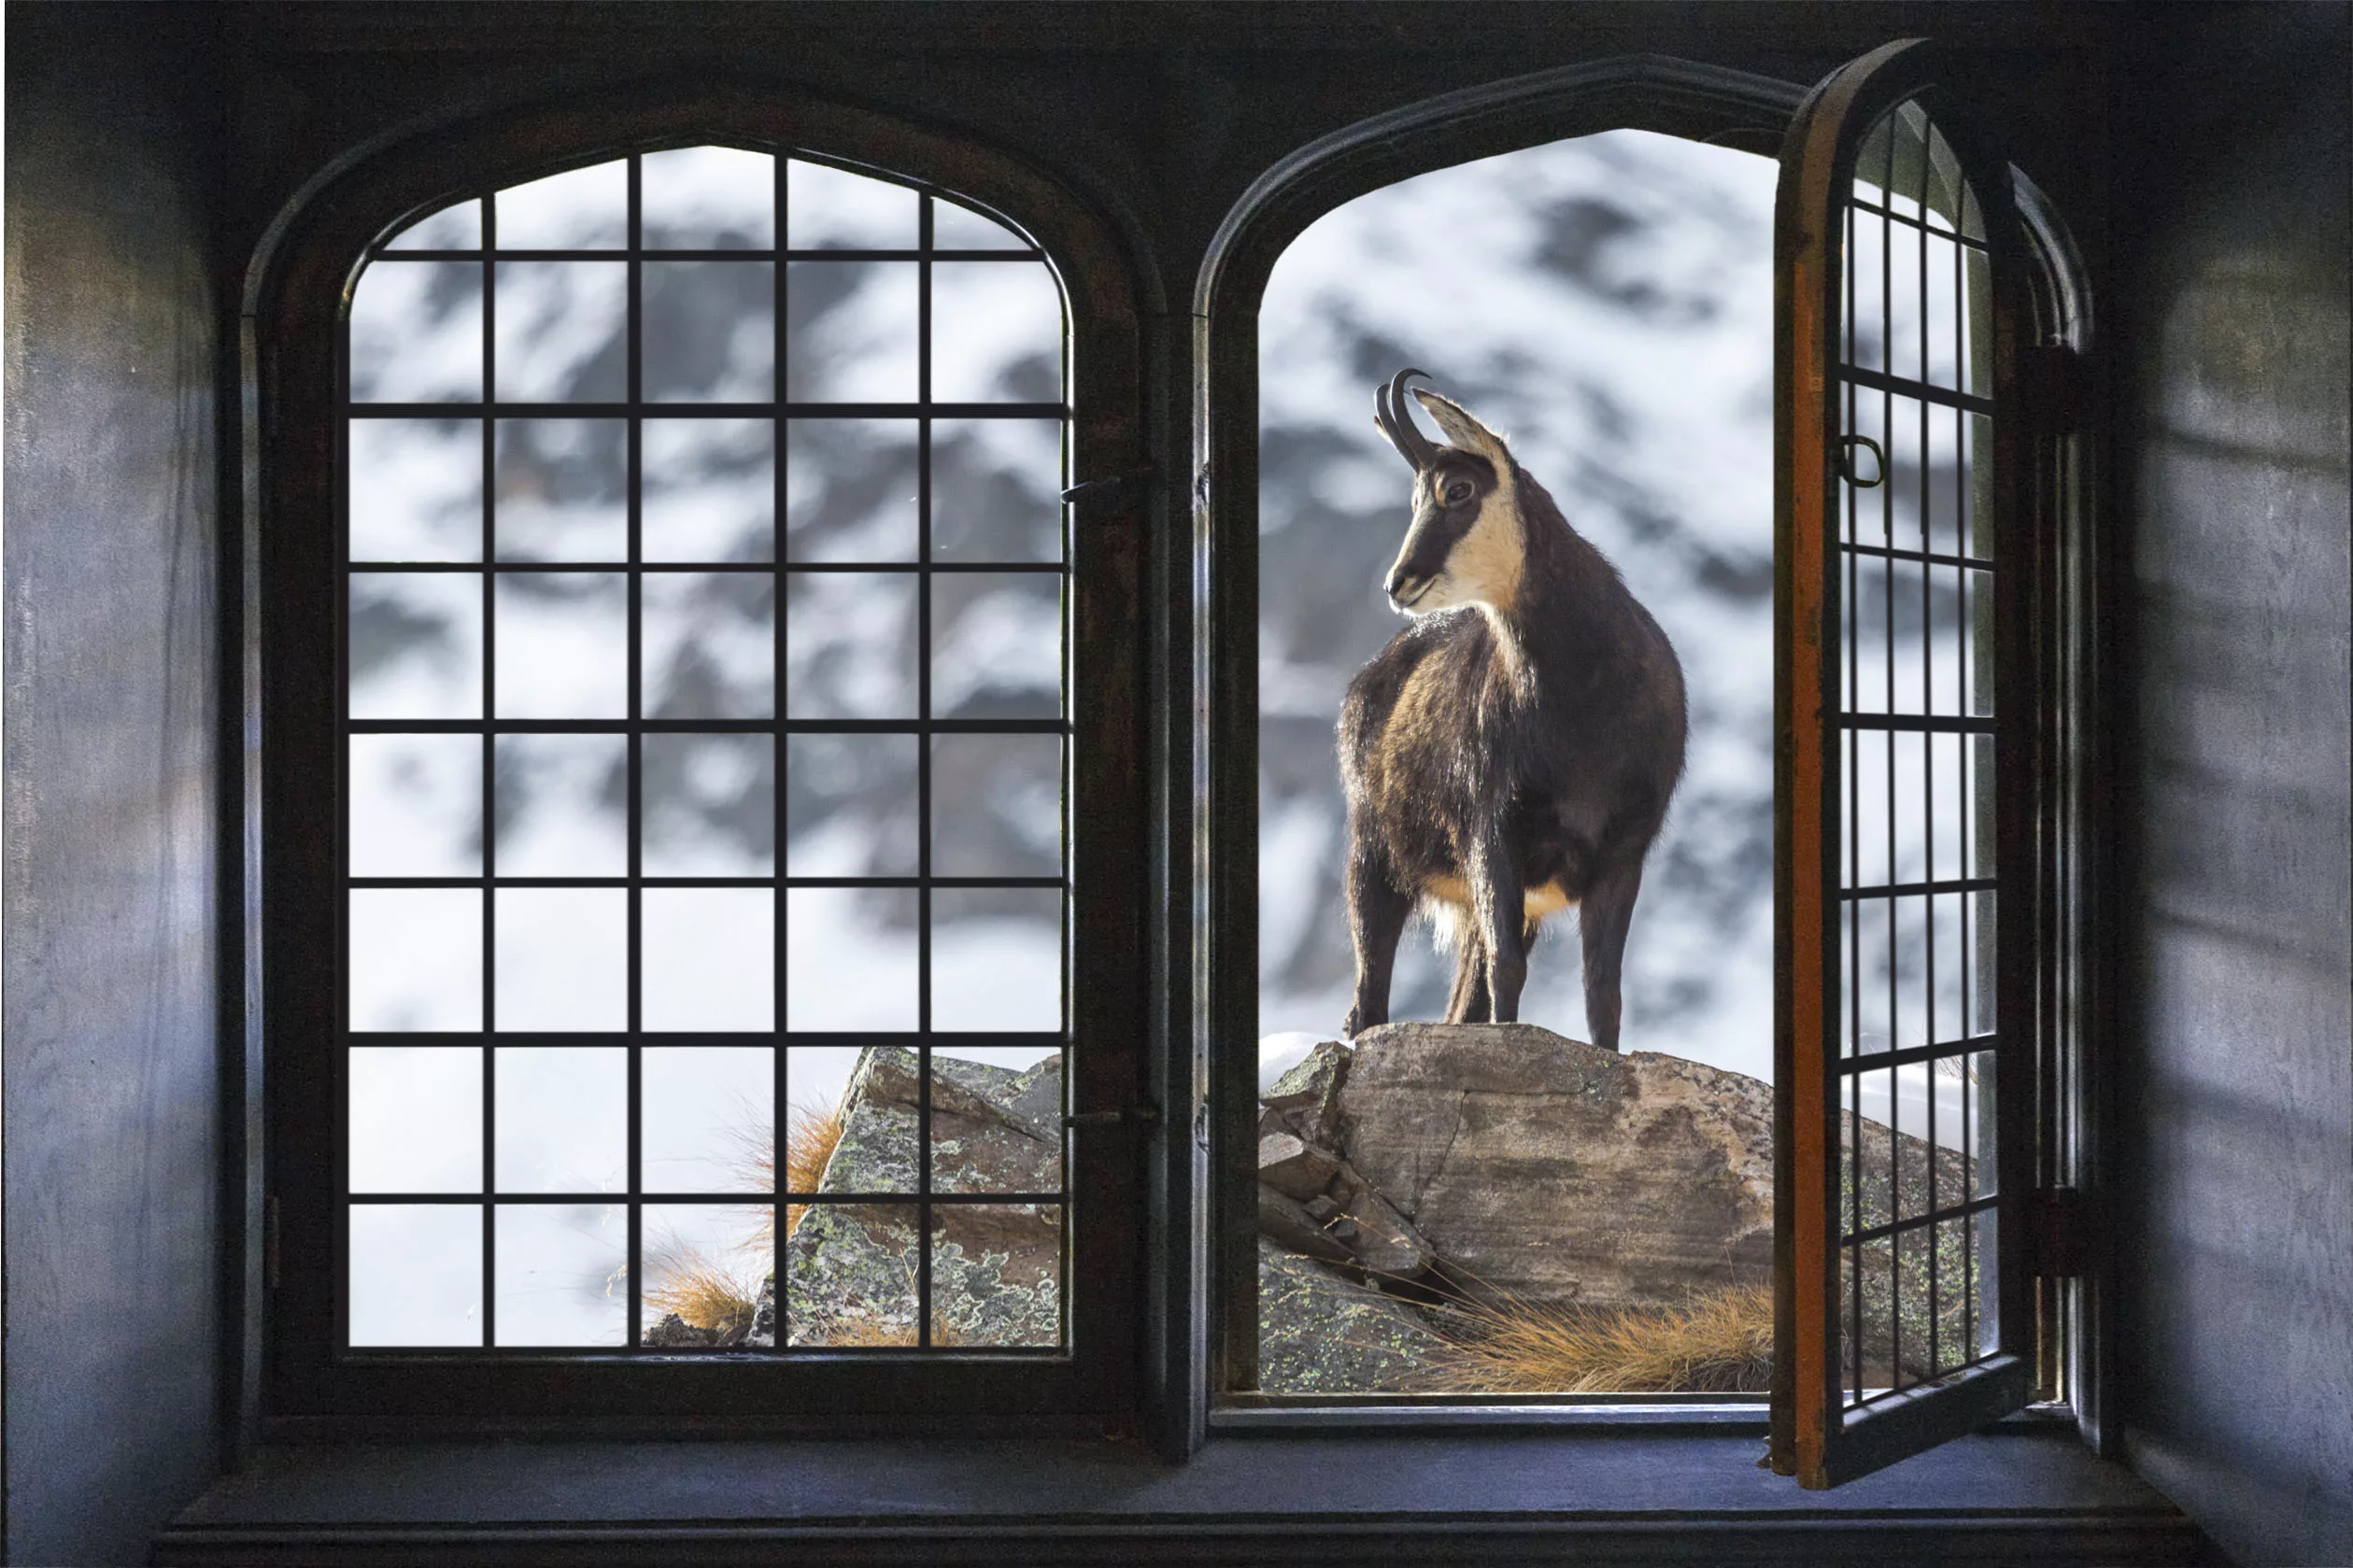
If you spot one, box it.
[783,1047,1061,1347]
[1253,1022,1965,1393]
[1336,1023,1775,1312]
[1257,1236,1452,1391]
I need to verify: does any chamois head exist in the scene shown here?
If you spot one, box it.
[1372,368,1524,617]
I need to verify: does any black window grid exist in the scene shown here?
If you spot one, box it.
[337,149,1073,1356]
[1834,103,2002,1410]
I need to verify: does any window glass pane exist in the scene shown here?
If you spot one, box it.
[645,1203,773,1346]
[494,572,629,718]
[784,1204,917,1346]
[644,418,774,562]
[495,1204,629,1347]
[350,1205,482,1347]
[493,261,628,403]
[495,888,628,1032]
[784,419,919,562]
[799,1045,917,1194]
[932,1204,1060,1347]
[495,1046,628,1194]
[644,261,775,403]
[930,886,1061,1033]
[384,200,482,252]
[929,261,1061,403]
[641,571,776,719]
[929,418,1061,562]
[349,1046,481,1192]
[642,888,773,1031]
[641,147,773,250]
[784,733,918,876]
[494,162,628,250]
[786,159,916,250]
[350,261,482,403]
[930,572,1060,719]
[493,419,628,561]
[349,572,482,720]
[493,734,627,877]
[349,733,481,878]
[785,261,918,403]
[349,889,481,1032]
[784,572,916,718]
[929,734,1060,877]
[785,888,916,1032]
[641,732,774,877]
[349,418,481,562]
[930,197,1028,251]
[642,1046,774,1193]
[930,1047,1062,1195]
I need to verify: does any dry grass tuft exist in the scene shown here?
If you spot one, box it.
[800,1314,961,1349]
[642,1244,761,1335]
[783,1099,846,1239]
[1416,1281,1774,1394]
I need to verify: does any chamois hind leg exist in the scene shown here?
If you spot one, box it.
[1579,860,1646,1053]
[1444,925,1490,1023]
[1342,838,1412,1038]
[1469,842,1530,1024]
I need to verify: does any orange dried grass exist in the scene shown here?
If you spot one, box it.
[1417,1281,1774,1394]
[641,1244,760,1335]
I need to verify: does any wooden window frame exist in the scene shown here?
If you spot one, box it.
[248,83,1154,1441]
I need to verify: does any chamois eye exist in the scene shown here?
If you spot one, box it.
[1444,479,1473,505]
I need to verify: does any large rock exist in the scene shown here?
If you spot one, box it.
[1256,1237,1449,1392]
[783,1047,1062,1347]
[1337,1023,1775,1311]
[819,1046,1061,1195]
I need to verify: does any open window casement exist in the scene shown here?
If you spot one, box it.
[1771,38,2043,1488]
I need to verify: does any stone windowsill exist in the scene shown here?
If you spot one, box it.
[154,1425,2204,1565]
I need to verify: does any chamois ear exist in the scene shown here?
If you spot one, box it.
[1411,388,1511,471]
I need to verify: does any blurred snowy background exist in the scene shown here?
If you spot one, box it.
[1255,131,1779,1085]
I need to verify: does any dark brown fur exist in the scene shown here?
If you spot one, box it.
[1340,392,1686,1052]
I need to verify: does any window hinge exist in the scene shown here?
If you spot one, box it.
[2032,1185,2086,1278]
[2020,343,2086,435]
[264,1194,282,1291]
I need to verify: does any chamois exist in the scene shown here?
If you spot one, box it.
[1339,369,1686,1052]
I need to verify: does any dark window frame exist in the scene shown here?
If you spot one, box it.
[1185,50,2102,1452]
[248,83,1154,1441]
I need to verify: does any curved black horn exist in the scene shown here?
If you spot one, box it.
[1375,367,1440,472]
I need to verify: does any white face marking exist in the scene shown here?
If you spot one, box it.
[1389,470,1524,617]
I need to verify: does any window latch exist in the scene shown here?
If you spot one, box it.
[1059,467,1155,507]
[1063,1104,1161,1128]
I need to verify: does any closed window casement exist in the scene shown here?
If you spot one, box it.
[259,98,1150,1437]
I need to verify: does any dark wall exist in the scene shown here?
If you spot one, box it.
[2111,6,2353,1565]
[2,4,230,1563]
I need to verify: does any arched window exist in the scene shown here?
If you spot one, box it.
[260,100,1149,1435]
[1194,46,2093,1485]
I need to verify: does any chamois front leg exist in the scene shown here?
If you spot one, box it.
[1579,859,1646,1052]
[1467,830,1529,1024]
[1342,831,1411,1038]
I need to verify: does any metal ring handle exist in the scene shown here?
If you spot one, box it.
[1839,433,1887,488]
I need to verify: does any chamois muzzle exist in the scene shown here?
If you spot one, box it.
[1375,367,1441,473]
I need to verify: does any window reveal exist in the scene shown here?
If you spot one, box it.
[340,148,1074,1354]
